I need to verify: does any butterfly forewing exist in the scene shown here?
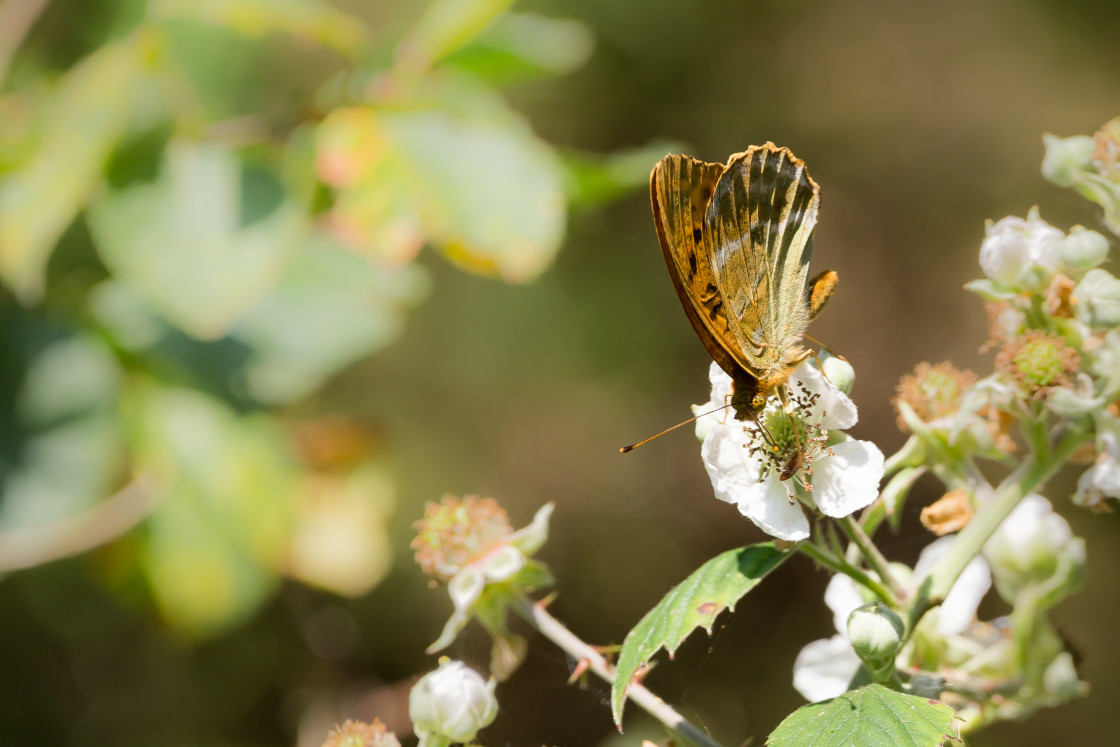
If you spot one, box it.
[650,155,758,383]
[705,145,820,385]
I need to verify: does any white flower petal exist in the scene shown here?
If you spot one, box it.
[792,635,862,702]
[736,473,811,541]
[481,545,525,583]
[694,363,734,439]
[448,567,485,611]
[508,502,553,556]
[701,421,762,503]
[701,423,810,540]
[1091,455,1120,496]
[812,440,885,518]
[824,573,868,636]
[791,360,858,430]
[914,536,992,636]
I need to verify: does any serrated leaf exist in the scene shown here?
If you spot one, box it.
[89,142,304,340]
[611,543,792,726]
[767,685,960,747]
[152,0,370,59]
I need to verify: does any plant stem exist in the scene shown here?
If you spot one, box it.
[836,516,904,600]
[0,476,158,572]
[906,426,1090,632]
[510,596,724,747]
[797,542,898,607]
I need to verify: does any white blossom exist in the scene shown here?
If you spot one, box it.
[984,494,1083,599]
[409,659,498,745]
[697,361,883,541]
[792,540,991,702]
[978,210,1064,290]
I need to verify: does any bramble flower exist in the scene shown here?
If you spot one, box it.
[984,494,1084,601]
[409,659,498,746]
[696,360,883,541]
[792,541,991,702]
[1072,268,1120,329]
[413,496,553,653]
[1074,411,1120,508]
[321,719,400,747]
[978,210,1064,291]
[994,330,1080,400]
[893,361,977,432]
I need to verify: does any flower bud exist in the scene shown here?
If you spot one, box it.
[820,351,855,395]
[979,212,1064,290]
[1058,226,1110,272]
[847,603,905,674]
[984,495,1083,601]
[1041,134,1095,187]
[1073,268,1120,328]
[409,659,498,745]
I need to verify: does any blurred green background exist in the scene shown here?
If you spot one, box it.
[1,0,1119,745]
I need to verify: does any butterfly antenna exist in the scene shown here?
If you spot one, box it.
[619,403,731,453]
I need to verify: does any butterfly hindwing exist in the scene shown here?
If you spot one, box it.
[705,144,820,386]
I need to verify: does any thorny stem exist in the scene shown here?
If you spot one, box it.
[905,425,1091,634]
[836,515,904,601]
[510,596,724,747]
[797,541,899,607]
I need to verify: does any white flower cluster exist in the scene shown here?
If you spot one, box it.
[793,495,1083,705]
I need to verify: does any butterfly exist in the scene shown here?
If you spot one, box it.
[650,142,838,419]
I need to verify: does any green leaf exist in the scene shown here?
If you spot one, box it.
[151,0,370,59]
[0,35,157,301]
[611,543,792,726]
[89,142,305,340]
[0,317,124,535]
[231,233,429,403]
[441,12,594,84]
[562,139,685,207]
[317,79,568,282]
[397,0,516,73]
[126,383,294,636]
[767,685,960,747]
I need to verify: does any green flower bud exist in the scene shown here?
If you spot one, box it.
[1059,226,1110,272]
[847,603,905,679]
[1073,268,1120,328]
[820,350,855,395]
[1042,134,1095,187]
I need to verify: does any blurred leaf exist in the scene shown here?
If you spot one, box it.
[126,383,294,636]
[286,462,395,597]
[89,142,305,340]
[396,0,515,73]
[441,12,594,84]
[232,233,428,403]
[151,0,370,60]
[0,317,125,532]
[561,139,684,207]
[317,78,568,282]
[767,685,959,747]
[611,543,792,726]
[0,34,158,301]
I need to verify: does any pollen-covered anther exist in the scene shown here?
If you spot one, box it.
[995,330,1081,398]
[322,719,400,747]
[892,361,978,431]
[412,495,512,581]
